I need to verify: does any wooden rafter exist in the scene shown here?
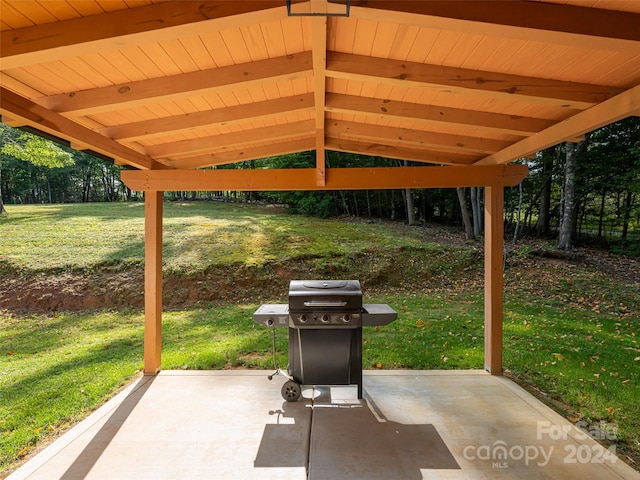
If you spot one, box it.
[162,137,315,169]
[0,87,164,170]
[326,120,512,155]
[325,137,480,165]
[350,1,640,52]
[326,93,556,136]
[326,52,622,110]
[121,164,529,191]
[477,84,640,165]
[147,120,315,159]
[1,1,285,69]
[38,53,313,116]
[99,94,315,141]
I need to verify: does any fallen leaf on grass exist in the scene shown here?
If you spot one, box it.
[17,446,30,458]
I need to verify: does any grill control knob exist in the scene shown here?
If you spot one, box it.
[320,314,330,323]
[342,314,351,323]
[266,318,274,326]
[299,315,308,324]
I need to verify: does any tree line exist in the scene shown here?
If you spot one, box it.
[1,118,639,252]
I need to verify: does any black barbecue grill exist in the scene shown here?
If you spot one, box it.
[253,280,396,401]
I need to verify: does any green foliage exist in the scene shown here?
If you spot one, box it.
[1,130,73,169]
[272,191,338,217]
[0,124,128,205]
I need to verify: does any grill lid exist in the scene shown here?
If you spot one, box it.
[289,280,362,311]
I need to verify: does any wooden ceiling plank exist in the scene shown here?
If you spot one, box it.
[165,137,315,169]
[326,119,512,154]
[0,86,163,170]
[101,93,315,141]
[121,164,529,191]
[326,52,623,110]
[147,119,315,158]
[1,1,286,70]
[476,83,640,165]
[38,52,314,116]
[349,1,640,52]
[326,137,479,165]
[326,92,556,135]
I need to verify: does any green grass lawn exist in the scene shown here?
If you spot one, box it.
[1,202,638,474]
[0,202,429,274]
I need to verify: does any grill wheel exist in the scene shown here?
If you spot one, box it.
[281,380,302,402]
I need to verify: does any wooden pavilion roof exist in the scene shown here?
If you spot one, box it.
[1,1,640,190]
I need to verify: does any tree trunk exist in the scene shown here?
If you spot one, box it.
[0,166,6,214]
[622,191,633,239]
[366,190,372,217]
[513,181,524,242]
[404,188,415,225]
[390,190,396,220]
[470,187,483,236]
[598,191,606,237]
[537,148,554,236]
[423,190,433,222]
[456,187,475,240]
[558,138,589,250]
[402,162,415,225]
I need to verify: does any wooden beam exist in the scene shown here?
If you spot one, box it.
[0,116,27,127]
[144,190,163,374]
[0,87,163,170]
[100,94,314,141]
[310,1,328,186]
[484,185,504,374]
[350,1,640,52]
[163,137,315,169]
[316,128,326,186]
[1,1,285,69]
[121,164,529,191]
[326,51,622,110]
[146,120,315,159]
[327,119,512,155]
[476,84,640,165]
[325,137,480,165]
[39,53,313,116]
[326,93,556,136]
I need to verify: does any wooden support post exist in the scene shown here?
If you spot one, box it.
[316,129,326,186]
[144,191,163,374]
[484,186,504,374]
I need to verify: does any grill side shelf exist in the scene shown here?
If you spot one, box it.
[361,304,397,326]
[252,304,289,327]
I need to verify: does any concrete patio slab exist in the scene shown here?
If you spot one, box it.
[6,370,639,480]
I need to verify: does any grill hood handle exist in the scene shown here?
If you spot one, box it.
[303,300,348,307]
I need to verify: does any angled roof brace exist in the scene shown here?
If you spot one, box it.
[286,0,350,17]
